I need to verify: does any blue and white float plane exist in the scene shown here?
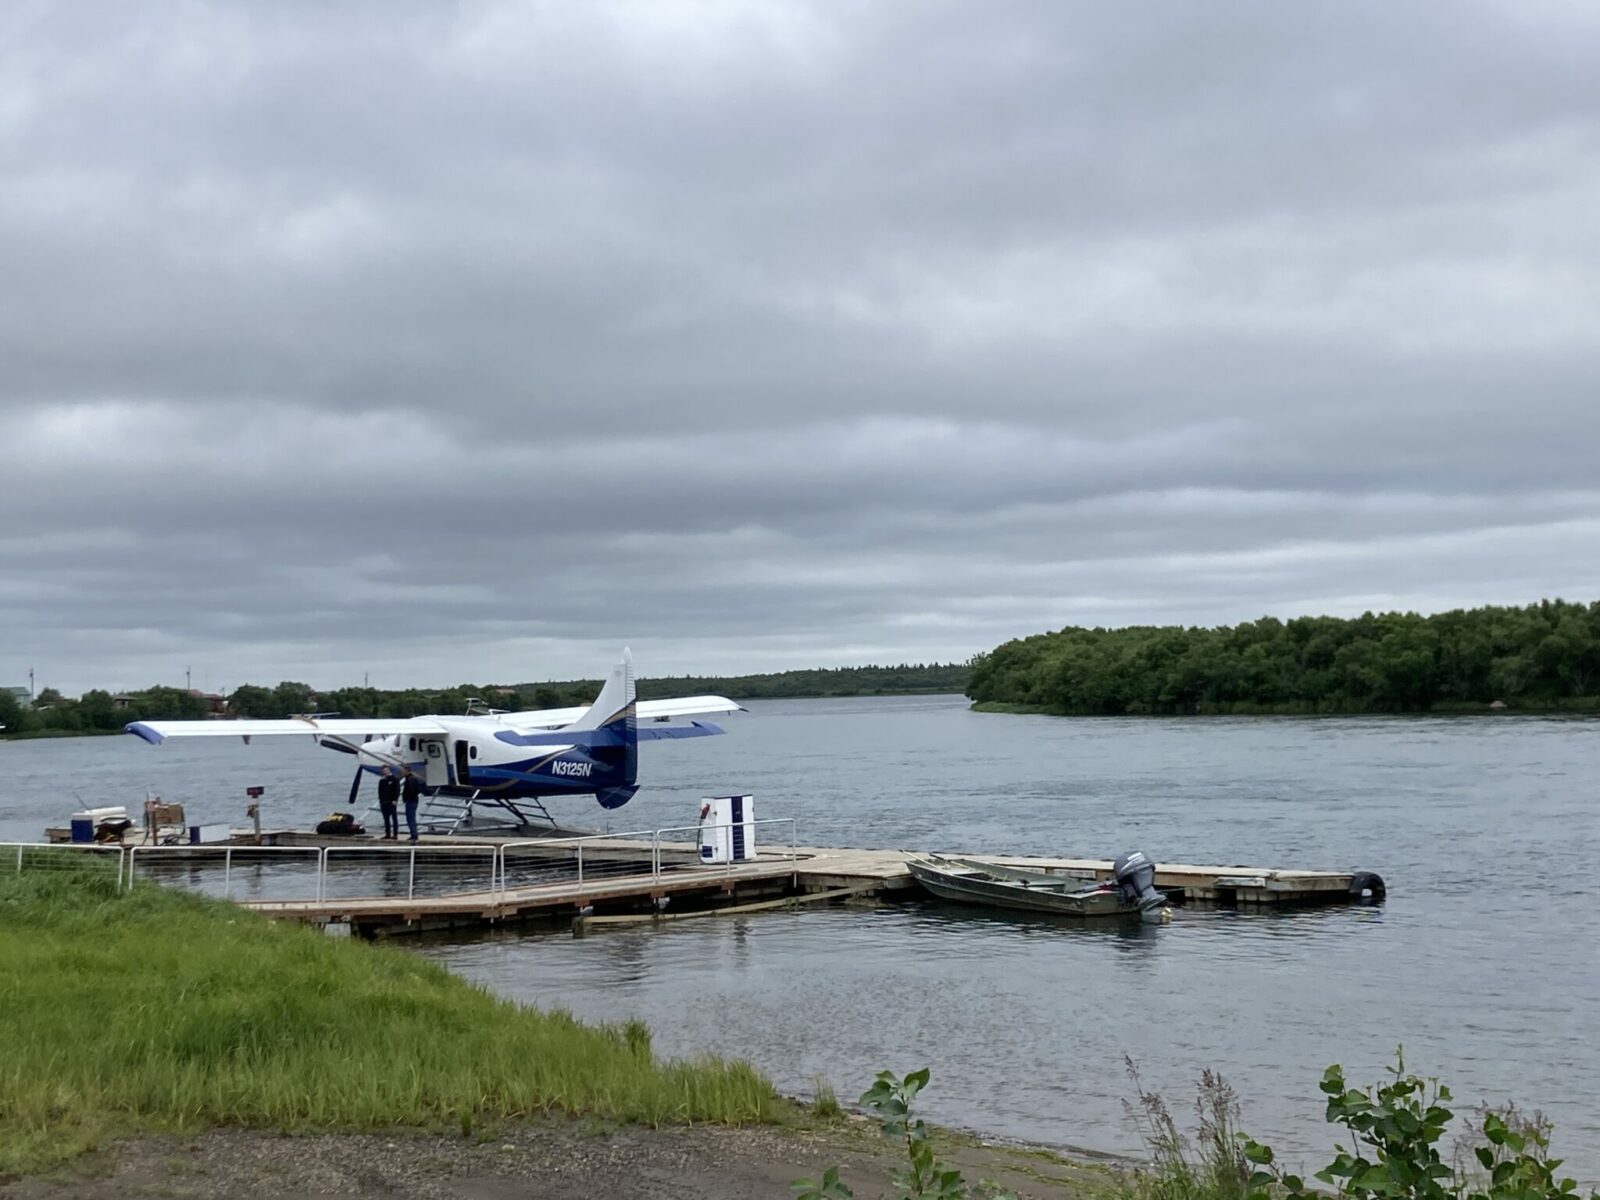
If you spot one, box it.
[125,649,742,827]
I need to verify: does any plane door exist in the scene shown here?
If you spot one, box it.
[454,739,472,785]
[419,738,450,788]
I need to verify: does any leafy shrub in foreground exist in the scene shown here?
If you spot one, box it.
[793,1069,1015,1200]
[1240,1051,1595,1200]
[807,1054,1598,1200]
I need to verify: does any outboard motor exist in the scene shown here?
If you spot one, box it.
[1113,850,1170,923]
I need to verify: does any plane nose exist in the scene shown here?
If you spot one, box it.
[357,735,397,767]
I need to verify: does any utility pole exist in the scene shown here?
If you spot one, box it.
[28,667,33,700]
[186,666,192,691]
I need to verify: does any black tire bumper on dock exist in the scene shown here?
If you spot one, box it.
[1348,871,1386,900]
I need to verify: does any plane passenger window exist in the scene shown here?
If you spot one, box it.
[408,737,416,751]
[469,745,477,759]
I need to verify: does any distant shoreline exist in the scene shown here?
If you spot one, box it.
[0,728,122,741]
[964,600,1600,717]
[970,699,1600,716]
[1,665,971,737]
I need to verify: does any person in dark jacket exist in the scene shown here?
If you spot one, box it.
[401,767,422,842]
[376,766,400,840]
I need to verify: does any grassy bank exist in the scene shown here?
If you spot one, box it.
[0,864,780,1177]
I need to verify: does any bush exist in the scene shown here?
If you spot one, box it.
[793,1069,1015,1200]
[1235,1050,1595,1200]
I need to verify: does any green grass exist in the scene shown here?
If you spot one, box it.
[0,864,782,1177]
[1113,1064,1250,1200]
[810,1075,841,1119]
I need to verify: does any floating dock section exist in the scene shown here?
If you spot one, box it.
[22,826,1384,938]
[227,839,1382,937]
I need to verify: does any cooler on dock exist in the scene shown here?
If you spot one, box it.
[698,795,756,864]
[70,807,129,843]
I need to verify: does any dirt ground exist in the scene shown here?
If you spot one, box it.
[1,1119,1115,1200]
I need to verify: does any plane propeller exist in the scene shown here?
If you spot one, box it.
[314,733,404,811]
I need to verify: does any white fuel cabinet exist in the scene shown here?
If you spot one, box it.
[697,794,756,864]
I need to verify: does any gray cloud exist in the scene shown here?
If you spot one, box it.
[3,0,1599,693]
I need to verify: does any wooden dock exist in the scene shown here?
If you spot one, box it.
[215,838,1382,937]
[30,819,1382,937]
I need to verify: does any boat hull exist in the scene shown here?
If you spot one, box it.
[908,857,1157,918]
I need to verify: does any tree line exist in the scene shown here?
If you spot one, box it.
[0,687,223,736]
[0,662,970,736]
[631,662,970,700]
[965,599,1600,715]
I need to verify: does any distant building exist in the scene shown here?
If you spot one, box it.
[4,686,29,705]
[191,689,228,717]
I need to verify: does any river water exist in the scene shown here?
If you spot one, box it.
[3,697,1597,1175]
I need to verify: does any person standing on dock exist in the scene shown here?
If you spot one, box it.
[376,766,400,840]
[401,767,421,842]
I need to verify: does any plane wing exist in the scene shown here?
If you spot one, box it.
[639,696,745,721]
[126,717,450,745]
[492,719,727,749]
[127,696,742,743]
[503,695,744,731]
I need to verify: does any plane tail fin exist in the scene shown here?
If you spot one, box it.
[570,649,637,794]
[569,648,636,732]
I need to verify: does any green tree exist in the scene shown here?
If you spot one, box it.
[41,701,83,731]
[78,689,120,730]
[0,689,37,733]
[271,681,317,717]
[322,687,381,718]
[227,684,276,718]
[965,599,1600,714]
[1537,613,1597,696]
[132,686,209,720]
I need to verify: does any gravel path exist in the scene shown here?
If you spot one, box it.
[1,1120,1110,1199]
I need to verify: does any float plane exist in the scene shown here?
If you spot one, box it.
[125,649,741,829]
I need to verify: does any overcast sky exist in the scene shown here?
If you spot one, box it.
[4,1,1599,694]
